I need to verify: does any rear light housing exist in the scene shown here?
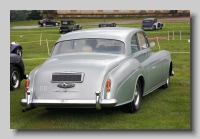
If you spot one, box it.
[24,78,30,91]
[106,78,111,92]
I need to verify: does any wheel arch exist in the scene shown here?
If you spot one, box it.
[169,61,173,76]
[15,45,23,50]
[138,75,145,96]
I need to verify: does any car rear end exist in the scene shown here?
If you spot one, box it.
[59,20,73,33]
[141,20,154,30]
[20,54,123,110]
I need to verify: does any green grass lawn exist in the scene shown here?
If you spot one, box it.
[10,20,190,130]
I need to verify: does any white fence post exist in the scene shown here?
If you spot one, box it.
[40,33,42,46]
[180,31,182,40]
[157,37,160,50]
[173,30,174,40]
[168,31,169,41]
[46,39,49,55]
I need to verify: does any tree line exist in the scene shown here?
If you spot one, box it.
[10,10,43,21]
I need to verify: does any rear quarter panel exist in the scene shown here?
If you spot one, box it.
[105,57,143,106]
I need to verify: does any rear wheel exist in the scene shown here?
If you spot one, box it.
[10,66,21,91]
[122,80,142,113]
[162,74,170,89]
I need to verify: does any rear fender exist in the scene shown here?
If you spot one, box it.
[10,45,22,52]
[102,58,143,106]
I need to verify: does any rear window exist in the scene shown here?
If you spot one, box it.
[51,38,125,56]
[143,20,153,23]
[61,21,74,25]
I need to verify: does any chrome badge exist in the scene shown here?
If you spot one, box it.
[57,83,75,88]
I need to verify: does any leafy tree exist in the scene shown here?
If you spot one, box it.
[10,10,28,21]
[26,10,43,20]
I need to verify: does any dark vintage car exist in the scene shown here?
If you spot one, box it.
[10,42,23,57]
[38,18,60,27]
[141,18,163,30]
[99,22,117,27]
[59,20,82,34]
[10,53,26,91]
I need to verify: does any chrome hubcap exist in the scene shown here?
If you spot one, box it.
[134,84,140,106]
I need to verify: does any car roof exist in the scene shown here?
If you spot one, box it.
[61,20,74,21]
[57,27,142,43]
[143,18,156,21]
[99,22,115,25]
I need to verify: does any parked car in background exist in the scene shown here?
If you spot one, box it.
[141,18,163,30]
[10,42,22,57]
[10,53,26,91]
[38,18,60,27]
[59,20,82,34]
[21,27,174,113]
[99,22,117,27]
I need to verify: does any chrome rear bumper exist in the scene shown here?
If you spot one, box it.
[21,99,117,109]
[21,91,117,110]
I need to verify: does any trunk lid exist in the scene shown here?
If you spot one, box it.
[32,53,126,100]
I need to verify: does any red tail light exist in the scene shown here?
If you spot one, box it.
[24,79,30,91]
[106,78,111,92]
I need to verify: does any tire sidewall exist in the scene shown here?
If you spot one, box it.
[10,66,21,91]
[166,74,170,88]
[122,79,142,113]
[132,80,142,111]
[162,74,170,89]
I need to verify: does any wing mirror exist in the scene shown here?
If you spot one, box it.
[150,42,155,48]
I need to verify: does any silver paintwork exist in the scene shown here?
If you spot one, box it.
[21,27,173,110]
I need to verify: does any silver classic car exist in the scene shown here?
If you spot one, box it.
[21,27,174,113]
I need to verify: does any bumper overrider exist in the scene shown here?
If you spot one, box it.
[20,90,117,112]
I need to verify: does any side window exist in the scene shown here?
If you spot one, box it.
[131,33,139,54]
[138,32,149,49]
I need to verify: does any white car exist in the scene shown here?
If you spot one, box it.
[21,27,174,113]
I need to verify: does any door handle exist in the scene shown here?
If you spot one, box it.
[151,66,156,69]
